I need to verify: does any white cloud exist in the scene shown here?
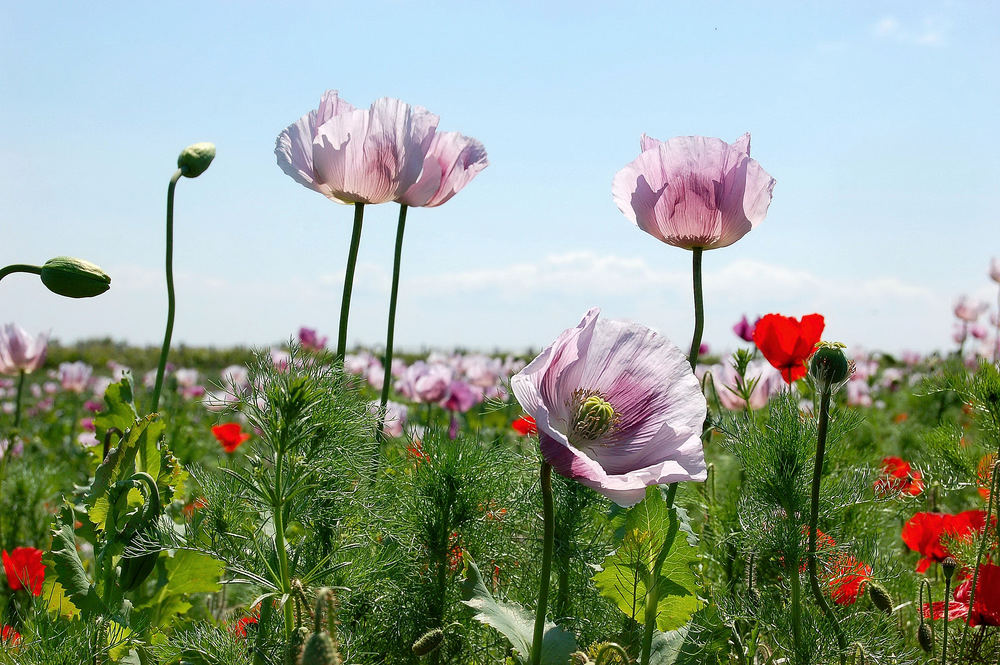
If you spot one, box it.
[872,15,949,46]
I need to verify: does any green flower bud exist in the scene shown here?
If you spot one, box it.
[917,621,934,652]
[40,256,111,298]
[942,557,958,580]
[809,342,852,392]
[177,142,216,178]
[300,631,341,665]
[411,628,445,657]
[867,582,893,615]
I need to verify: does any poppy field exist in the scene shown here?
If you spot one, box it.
[2,88,1000,665]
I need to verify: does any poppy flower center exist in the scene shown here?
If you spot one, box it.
[569,391,618,443]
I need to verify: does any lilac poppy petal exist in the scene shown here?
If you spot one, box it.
[399,131,488,207]
[275,90,356,201]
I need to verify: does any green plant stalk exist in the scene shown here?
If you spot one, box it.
[253,598,274,665]
[13,370,25,430]
[271,446,295,653]
[336,203,366,361]
[0,264,42,283]
[807,388,848,665]
[431,482,455,665]
[942,573,952,664]
[640,483,679,665]
[790,559,803,664]
[529,462,555,665]
[151,169,183,412]
[958,460,1000,659]
[376,204,408,450]
[687,248,704,369]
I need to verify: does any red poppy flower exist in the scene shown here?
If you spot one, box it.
[0,625,21,647]
[923,563,1000,626]
[902,511,989,573]
[211,423,251,453]
[182,497,207,518]
[752,313,825,383]
[2,547,45,596]
[511,415,537,436]
[231,614,258,638]
[873,457,924,497]
[407,440,429,464]
[798,528,870,605]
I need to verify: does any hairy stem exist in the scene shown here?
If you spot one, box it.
[807,389,848,664]
[151,169,183,412]
[687,247,704,369]
[943,572,952,665]
[640,483,679,665]
[529,462,555,665]
[336,203,365,362]
[272,446,294,652]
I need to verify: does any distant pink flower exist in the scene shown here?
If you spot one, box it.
[298,327,328,351]
[0,324,48,375]
[370,400,407,438]
[58,361,92,393]
[954,296,988,322]
[971,324,988,340]
[398,131,488,207]
[612,133,776,250]
[461,354,503,388]
[441,380,483,413]
[990,258,1000,284]
[365,361,385,391]
[711,360,783,411]
[511,308,707,507]
[733,315,759,343]
[396,361,453,403]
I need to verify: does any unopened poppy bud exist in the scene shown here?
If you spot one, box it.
[177,142,216,178]
[809,342,852,392]
[942,557,958,580]
[300,631,341,665]
[40,257,111,298]
[411,628,445,657]
[917,621,934,652]
[867,582,893,615]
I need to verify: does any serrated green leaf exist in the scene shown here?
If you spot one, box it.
[460,554,576,664]
[50,515,103,619]
[94,376,138,447]
[41,578,80,620]
[163,550,223,595]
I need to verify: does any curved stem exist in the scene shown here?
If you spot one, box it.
[151,169,183,412]
[529,462,555,665]
[594,642,630,665]
[0,264,42,284]
[336,203,366,362]
[13,370,25,430]
[958,460,1000,658]
[807,389,847,664]
[640,483,678,665]
[687,248,704,369]
[376,204,408,447]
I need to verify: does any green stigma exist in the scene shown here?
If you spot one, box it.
[572,393,617,441]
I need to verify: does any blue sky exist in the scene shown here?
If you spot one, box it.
[1,1,998,355]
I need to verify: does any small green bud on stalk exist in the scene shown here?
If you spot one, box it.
[918,621,934,652]
[809,342,852,393]
[867,582,894,615]
[177,142,216,178]
[942,557,958,580]
[411,628,445,657]
[40,257,111,298]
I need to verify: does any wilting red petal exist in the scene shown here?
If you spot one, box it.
[1,625,21,646]
[212,423,251,453]
[752,313,825,384]
[826,554,871,605]
[2,547,45,596]
[874,456,924,497]
[512,415,537,436]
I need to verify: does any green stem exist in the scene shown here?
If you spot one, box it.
[272,447,294,648]
[529,462,555,665]
[942,573,952,665]
[687,248,704,369]
[376,204,407,448]
[807,389,847,664]
[13,370,25,430]
[0,264,42,283]
[151,169,183,413]
[790,556,802,663]
[336,203,365,362]
[594,643,630,665]
[958,460,1000,659]
[640,483,679,665]
[252,598,274,665]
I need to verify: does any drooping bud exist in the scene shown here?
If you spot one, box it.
[177,142,216,178]
[300,631,341,665]
[40,257,111,298]
[411,628,445,657]
[867,582,894,615]
[917,621,934,652]
[809,342,852,393]
[942,557,958,580]
[285,626,310,664]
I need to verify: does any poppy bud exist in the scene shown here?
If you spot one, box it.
[867,582,893,615]
[411,628,445,657]
[40,257,111,298]
[942,557,958,580]
[809,342,852,393]
[177,142,216,178]
[917,621,934,652]
[300,631,341,665]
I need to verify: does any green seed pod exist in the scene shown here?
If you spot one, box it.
[40,256,111,298]
[286,626,310,664]
[942,557,958,580]
[917,621,934,652]
[867,582,894,615]
[411,628,445,657]
[299,631,341,665]
[177,142,216,178]
[809,342,852,392]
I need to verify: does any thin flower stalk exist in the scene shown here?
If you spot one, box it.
[336,203,365,361]
[958,460,1000,659]
[151,169,183,412]
[376,204,408,452]
[688,248,704,369]
[529,461,555,665]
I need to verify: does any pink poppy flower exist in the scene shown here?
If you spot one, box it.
[711,360,782,411]
[954,296,988,322]
[0,324,48,375]
[398,131,488,207]
[396,361,453,404]
[511,308,707,506]
[58,361,92,393]
[990,258,1000,284]
[733,315,759,343]
[612,133,776,250]
[274,90,357,200]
